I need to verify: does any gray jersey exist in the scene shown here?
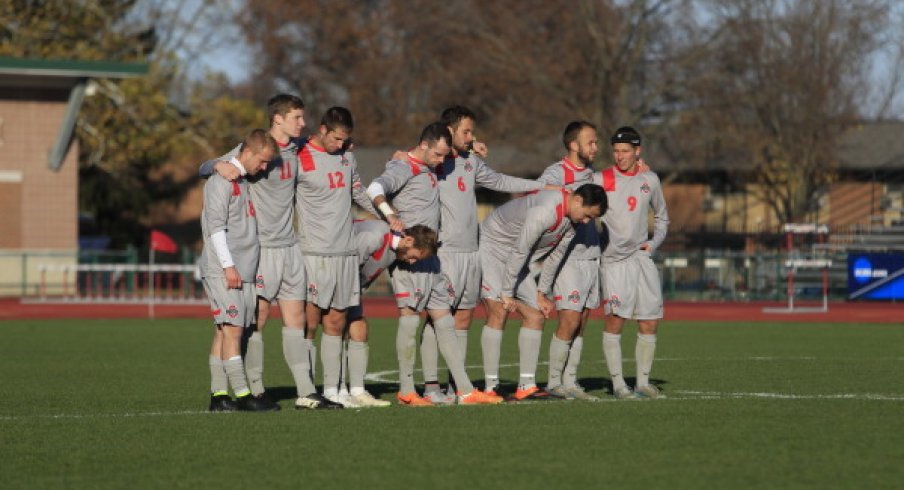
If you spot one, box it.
[353,220,397,290]
[536,158,600,260]
[296,141,372,256]
[436,151,544,252]
[597,166,669,260]
[372,156,440,230]
[199,138,302,249]
[479,190,576,296]
[200,175,260,281]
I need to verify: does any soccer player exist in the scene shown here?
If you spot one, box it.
[339,220,439,407]
[479,183,608,400]
[200,94,340,410]
[296,107,378,407]
[418,105,555,403]
[200,129,278,412]
[366,122,502,406]
[535,121,602,401]
[598,126,669,399]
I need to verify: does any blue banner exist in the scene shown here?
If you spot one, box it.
[848,253,904,300]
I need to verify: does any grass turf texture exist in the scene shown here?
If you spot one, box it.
[1,318,902,489]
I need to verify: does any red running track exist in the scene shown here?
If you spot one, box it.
[1,298,900,323]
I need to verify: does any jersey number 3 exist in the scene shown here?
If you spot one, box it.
[328,171,346,189]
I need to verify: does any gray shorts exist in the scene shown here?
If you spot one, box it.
[601,251,663,320]
[438,249,480,310]
[478,250,541,310]
[304,254,360,310]
[256,244,306,302]
[553,257,601,312]
[202,277,256,327]
[390,256,453,312]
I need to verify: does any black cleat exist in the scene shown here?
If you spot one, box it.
[209,394,238,412]
[251,393,281,411]
[294,392,344,410]
[236,394,279,412]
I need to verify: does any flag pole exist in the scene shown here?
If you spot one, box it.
[149,247,155,320]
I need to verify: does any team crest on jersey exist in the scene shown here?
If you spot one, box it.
[307,283,318,297]
[640,182,651,194]
[463,160,473,172]
[446,282,456,299]
[255,275,265,289]
[568,289,581,304]
[414,288,425,302]
[226,305,239,319]
[608,294,622,309]
[340,155,350,166]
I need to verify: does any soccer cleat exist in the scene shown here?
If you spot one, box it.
[511,386,555,401]
[327,392,361,408]
[612,386,639,400]
[634,384,665,399]
[350,391,391,408]
[396,391,434,407]
[208,394,237,412]
[565,385,600,401]
[546,385,577,400]
[236,393,279,412]
[423,389,456,405]
[295,393,344,410]
[458,390,504,405]
[250,393,280,411]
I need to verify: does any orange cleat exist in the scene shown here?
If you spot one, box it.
[458,390,504,405]
[396,391,434,407]
[511,386,553,401]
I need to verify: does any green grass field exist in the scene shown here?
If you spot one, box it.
[1,317,902,489]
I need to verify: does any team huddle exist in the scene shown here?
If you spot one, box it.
[198,94,669,411]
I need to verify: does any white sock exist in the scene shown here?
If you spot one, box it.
[635,333,657,387]
[481,326,503,391]
[603,332,626,390]
[518,328,543,389]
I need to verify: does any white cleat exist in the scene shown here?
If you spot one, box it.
[565,384,600,401]
[327,392,361,408]
[350,391,391,407]
[612,385,639,400]
[634,384,665,399]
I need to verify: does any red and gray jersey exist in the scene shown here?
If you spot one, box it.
[296,141,371,256]
[479,189,576,296]
[200,175,260,281]
[372,155,440,230]
[198,138,302,249]
[353,220,397,290]
[596,166,669,260]
[436,151,544,252]
[536,158,600,260]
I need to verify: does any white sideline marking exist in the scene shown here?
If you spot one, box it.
[2,390,903,421]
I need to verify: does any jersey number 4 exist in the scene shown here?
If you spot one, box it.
[328,171,346,189]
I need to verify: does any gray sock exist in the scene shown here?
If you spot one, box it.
[245,331,265,396]
[308,340,317,381]
[223,355,250,397]
[455,329,469,363]
[564,336,584,387]
[340,338,349,393]
[348,340,368,392]
[209,355,228,395]
[420,323,439,385]
[547,336,571,389]
[603,332,626,390]
[481,326,503,391]
[396,315,420,394]
[433,314,474,394]
[321,334,343,397]
[282,328,316,397]
[518,328,543,389]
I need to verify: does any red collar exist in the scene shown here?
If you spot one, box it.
[614,164,639,176]
[406,153,427,166]
[561,157,586,172]
[306,140,327,153]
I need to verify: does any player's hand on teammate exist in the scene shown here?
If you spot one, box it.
[391,150,407,161]
[214,161,241,181]
[637,158,650,173]
[500,295,517,312]
[471,140,488,157]
[542,184,564,192]
[386,214,406,233]
[536,292,554,318]
[224,267,242,289]
[639,242,652,252]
